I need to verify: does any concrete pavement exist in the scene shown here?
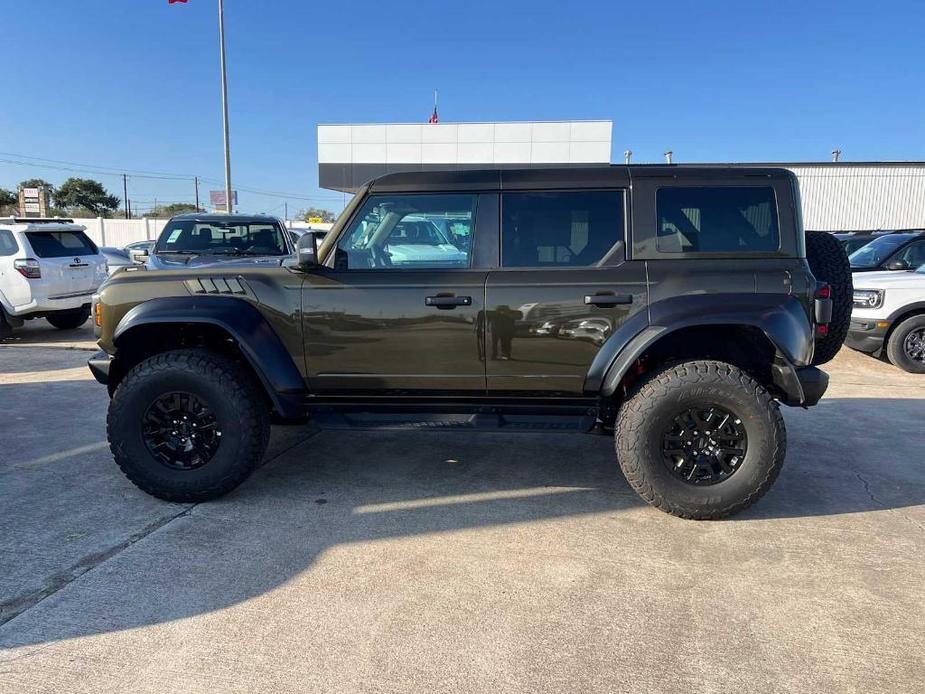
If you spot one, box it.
[0,321,923,693]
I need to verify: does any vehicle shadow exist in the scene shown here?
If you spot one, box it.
[0,394,923,649]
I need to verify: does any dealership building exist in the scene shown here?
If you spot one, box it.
[317,120,925,232]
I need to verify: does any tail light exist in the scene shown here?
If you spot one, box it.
[813,282,833,328]
[14,258,41,279]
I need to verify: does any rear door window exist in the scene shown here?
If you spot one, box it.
[500,191,624,267]
[25,231,98,258]
[656,186,779,253]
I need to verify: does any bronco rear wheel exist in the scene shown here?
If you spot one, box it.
[614,360,786,520]
[805,231,852,365]
[108,348,270,502]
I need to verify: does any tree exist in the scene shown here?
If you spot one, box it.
[300,207,336,223]
[150,202,199,218]
[0,188,16,213]
[53,178,120,216]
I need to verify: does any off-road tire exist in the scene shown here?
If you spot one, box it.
[46,307,91,330]
[886,314,925,374]
[108,349,271,502]
[614,360,786,520]
[805,231,852,365]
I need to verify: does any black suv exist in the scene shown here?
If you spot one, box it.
[144,213,293,269]
[89,166,851,519]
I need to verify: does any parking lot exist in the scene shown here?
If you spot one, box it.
[0,320,922,693]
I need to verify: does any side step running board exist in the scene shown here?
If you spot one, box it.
[311,412,601,433]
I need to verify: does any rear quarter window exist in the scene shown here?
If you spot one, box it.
[0,230,18,256]
[656,186,779,254]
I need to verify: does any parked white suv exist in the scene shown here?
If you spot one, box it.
[0,218,108,336]
[846,264,925,373]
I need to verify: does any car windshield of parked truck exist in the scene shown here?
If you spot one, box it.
[849,233,917,268]
[25,230,98,258]
[155,221,288,255]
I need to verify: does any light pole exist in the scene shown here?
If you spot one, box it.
[218,0,233,213]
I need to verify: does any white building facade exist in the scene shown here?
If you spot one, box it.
[317,121,924,232]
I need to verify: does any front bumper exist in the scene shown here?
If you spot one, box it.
[88,350,112,385]
[845,319,888,354]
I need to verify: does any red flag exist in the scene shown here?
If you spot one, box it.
[168,0,188,4]
[428,107,439,124]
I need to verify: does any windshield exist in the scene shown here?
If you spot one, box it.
[848,234,917,268]
[155,220,288,255]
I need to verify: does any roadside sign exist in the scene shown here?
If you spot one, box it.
[307,216,324,224]
[19,186,49,217]
[209,190,238,207]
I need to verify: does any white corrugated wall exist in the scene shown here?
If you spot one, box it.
[788,165,925,231]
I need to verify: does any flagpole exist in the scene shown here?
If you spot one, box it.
[218,0,233,213]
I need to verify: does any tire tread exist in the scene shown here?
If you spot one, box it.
[614,360,786,520]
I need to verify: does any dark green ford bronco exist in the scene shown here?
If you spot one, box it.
[89,166,852,519]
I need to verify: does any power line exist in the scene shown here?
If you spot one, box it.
[0,152,345,203]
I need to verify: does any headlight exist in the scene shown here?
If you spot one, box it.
[853,289,884,309]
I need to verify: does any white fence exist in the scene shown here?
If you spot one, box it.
[74,218,168,248]
[73,218,332,249]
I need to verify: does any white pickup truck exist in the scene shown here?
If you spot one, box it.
[0,218,109,336]
[847,264,925,373]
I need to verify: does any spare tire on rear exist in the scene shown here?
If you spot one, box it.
[805,231,852,365]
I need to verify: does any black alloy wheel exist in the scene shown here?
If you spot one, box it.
[903,327,925,364]
[142,391,222,470]
[661,405,748,485]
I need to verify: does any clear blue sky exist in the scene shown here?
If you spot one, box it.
[3,0,923,215]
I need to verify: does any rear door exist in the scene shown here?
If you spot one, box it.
[484,181,647,395]
[24,229,99,296]
[303,192,495,393]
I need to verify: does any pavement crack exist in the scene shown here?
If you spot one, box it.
[855,472,925,533]
[0,505,195,629]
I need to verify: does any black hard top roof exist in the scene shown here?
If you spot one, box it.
[367,164,796,193]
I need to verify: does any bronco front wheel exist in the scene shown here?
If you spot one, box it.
[108,349,270,502]
[614,360,786,519]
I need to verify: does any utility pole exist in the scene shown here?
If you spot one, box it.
[123,174,129,219]
[218,0,233,213]
[194,176,200,211]
[284,202,288,222]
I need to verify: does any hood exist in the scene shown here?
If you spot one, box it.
[852,270,925,289]
[148,253,288,270]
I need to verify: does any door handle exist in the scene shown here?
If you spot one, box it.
[425,295,472,309]
[584,293,633,307]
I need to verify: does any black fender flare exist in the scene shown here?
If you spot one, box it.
[113,296,306,417]
[589,293,814,398]
[886,301,925,325]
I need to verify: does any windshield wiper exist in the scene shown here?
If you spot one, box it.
[209,248,285,256]
[155,250,198,255]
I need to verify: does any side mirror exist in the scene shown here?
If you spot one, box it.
[886,258,911,271]
[129,248,149,264]
[295,231,322,270]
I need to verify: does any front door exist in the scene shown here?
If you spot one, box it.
[303,192,488,393]
[485,190,647,395]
